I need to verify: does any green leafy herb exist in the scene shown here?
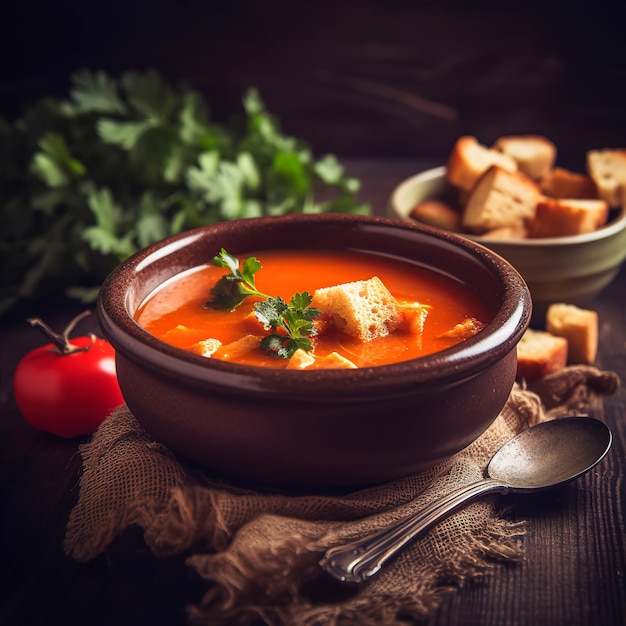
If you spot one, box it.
[205,248,268,310]
[256,293,321,359]
[206,250,321,359]
[0,69,370,314]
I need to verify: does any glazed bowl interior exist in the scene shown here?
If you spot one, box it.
[388,166,626,321]
[98,213,531,487]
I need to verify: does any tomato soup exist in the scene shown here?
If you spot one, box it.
[135,249,491,368]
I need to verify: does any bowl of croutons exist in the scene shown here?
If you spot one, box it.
[98,213,531,487]
[389,136,626,318]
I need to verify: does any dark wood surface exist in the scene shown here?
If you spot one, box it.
[1,2,625,624]
[1,159,625,626]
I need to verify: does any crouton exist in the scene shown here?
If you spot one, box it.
[546,303,598,364]
[492,135,556,181]
[409,200,462,232]
[287,349,357,370]
[446,136,518,191]
[439,317,485,340]
[461,166,541,233]
[586,148,626,207]
[315,352,358,369]
[312,276,403,342]
[527,198,609,238]
[398,302,430,336]
[396,301,429,350]
[539,167,598,199]
[516,329,568,379]
[191,338,223,357]
[213,335,263,361]
[286,349,317,370]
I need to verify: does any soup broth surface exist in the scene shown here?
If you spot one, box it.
[136,249,491,368]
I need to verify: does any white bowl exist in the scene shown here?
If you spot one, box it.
[388,166,626,320]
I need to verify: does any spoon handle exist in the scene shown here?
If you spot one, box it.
[319,478,508,585]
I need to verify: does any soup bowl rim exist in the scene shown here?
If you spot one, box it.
[97,213,532,400]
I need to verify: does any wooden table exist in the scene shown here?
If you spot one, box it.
[1,160,624,626]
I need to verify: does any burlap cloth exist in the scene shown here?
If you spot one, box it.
[64,365,619,626]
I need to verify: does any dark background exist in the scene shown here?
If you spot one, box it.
[2,5,626,625]
[1,0,625,172]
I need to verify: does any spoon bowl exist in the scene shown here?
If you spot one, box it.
[487,416,613,491]
[320,416,612,584]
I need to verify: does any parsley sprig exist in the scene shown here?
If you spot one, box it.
[206,249,321,359]
[206,248,267,309]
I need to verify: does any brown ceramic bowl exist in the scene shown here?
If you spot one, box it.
[97,213,531,487]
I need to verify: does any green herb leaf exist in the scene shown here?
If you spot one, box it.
[254,296,289,329]
[97,118,154,149]
[257,295,318,359]
[205,249,267,310]
[256,295,317,359]
[206,251,322,359]
[314,154,343,184]
[71,69,128,114]
[0,70,370,314]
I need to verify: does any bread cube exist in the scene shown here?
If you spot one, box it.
[539,167,597,199]
[546,303,598,364]
[462,166,541,233]
[516,329,568,379]
[315,352,358,369]
[398,302,429,336]
[587,148,626,207]
[439,317,485,340]
[527,198,609,237]
[286,349,317,370]
[287,349,357,370]
[409,200,461,232]
[214,335,263,361]
[446,136,518,191]
[193,338,222,357]
[492,135,556,181]
[312,276,403,342]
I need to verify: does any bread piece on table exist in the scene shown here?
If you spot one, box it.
[446,136,518,191]
[586,149,626,207]
[539,166,598,199]
[461,166,541,233]
[312,276,403,342]
[492,135,556,180]
[516,329,568,379]
[527,197,609,238]
[546,303,598,364]
[409,200,462,232]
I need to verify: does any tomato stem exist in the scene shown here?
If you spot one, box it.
[27,311,95,355]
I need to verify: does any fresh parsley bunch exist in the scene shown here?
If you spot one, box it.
[0,69,370,314]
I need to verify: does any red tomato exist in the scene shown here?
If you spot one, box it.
[13,312,125,438]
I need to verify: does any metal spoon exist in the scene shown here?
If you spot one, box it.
[320,416,612,585]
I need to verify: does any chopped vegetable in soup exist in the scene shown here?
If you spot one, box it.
[135,249,490,368]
